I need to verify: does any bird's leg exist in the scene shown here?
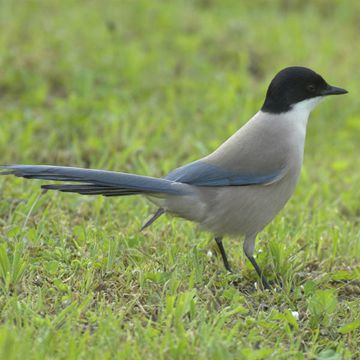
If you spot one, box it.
[140,208,165,231]
[215,237,233,273]
[244,234,271,290]
[245,254,271,290]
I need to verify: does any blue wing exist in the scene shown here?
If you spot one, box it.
[165,160,283,186]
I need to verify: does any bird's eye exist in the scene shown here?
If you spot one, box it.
[307,84,316,92]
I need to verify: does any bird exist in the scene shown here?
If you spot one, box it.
[0,66,348,289]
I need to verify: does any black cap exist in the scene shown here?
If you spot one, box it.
[261,66,348,114]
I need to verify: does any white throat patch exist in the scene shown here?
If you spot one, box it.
[282,96,324,134]
[292,96,324,113]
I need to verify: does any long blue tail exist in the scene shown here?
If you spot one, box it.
[0,165,187,197]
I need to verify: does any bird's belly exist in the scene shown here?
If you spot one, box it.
[198,172,300,237]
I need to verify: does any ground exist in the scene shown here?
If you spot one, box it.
[0,0,359,359]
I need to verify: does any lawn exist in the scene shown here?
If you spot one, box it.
[0,0,359,359]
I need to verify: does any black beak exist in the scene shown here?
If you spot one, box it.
[321,85,348,96]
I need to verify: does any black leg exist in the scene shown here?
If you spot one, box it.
[215,237,233,273]
[140,208,165,231]
[246,255,271,290]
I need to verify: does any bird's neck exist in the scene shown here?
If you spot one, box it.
[290,96,323,119]
[262,96,323,131]
[284,106,310,135]
[263,97,322,137]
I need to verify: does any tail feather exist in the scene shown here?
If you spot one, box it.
[0,165,188,196]
[42,184,140,196]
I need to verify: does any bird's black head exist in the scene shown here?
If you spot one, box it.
[261,66,347,114]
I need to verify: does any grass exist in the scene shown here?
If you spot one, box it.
[0,0,359,358]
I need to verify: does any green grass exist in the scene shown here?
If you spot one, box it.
[0,0,359,358]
